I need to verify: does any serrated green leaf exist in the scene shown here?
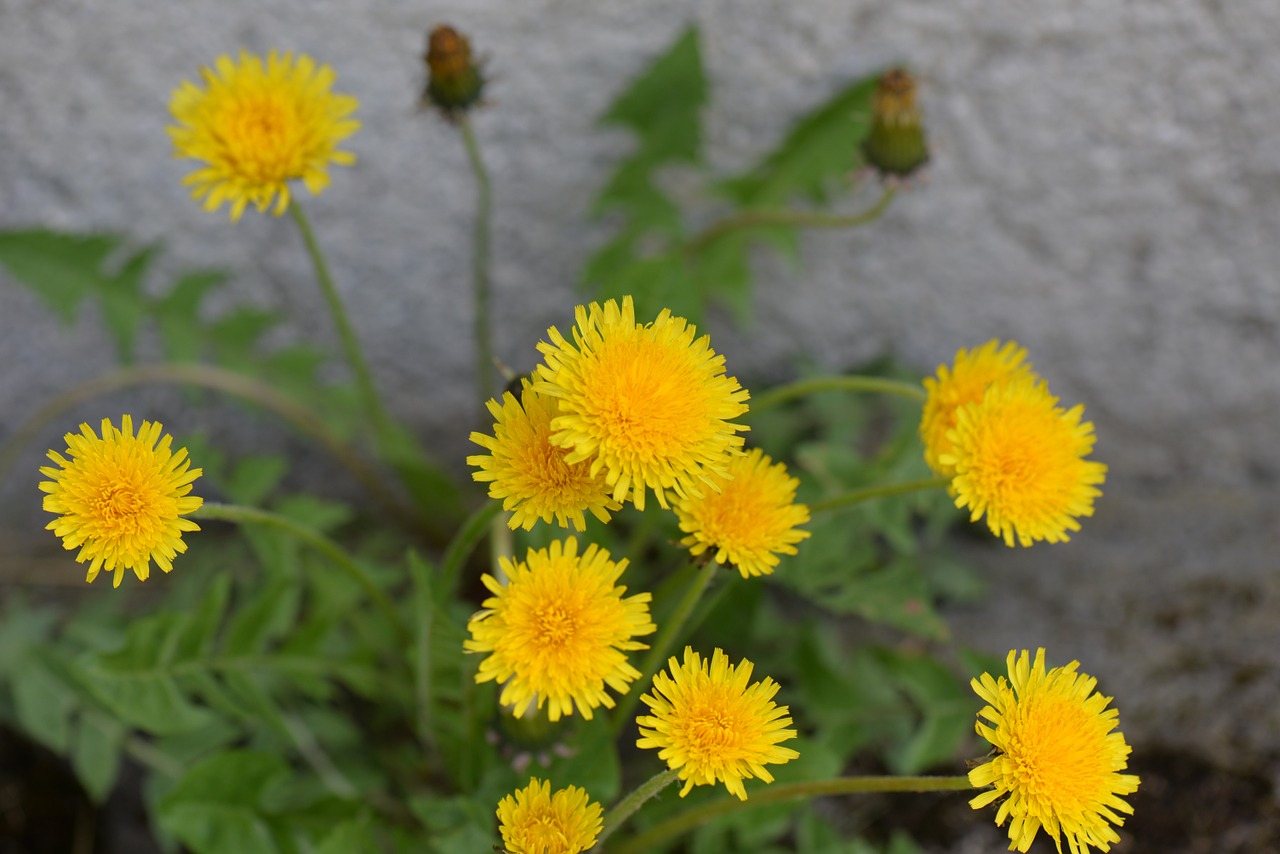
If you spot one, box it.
[274,495,353,535]
[11,656,76,751]
[601,26,706,154]
[158,751,288,854]
[0,229,119,321]
[720,74,879,207]
[156,269,229,362]
[210,308,281,367]
[99,244,156,363]
[225,454,289,506]
[72,712,124,803]
[223,578,300,656]
[173,574,232,662]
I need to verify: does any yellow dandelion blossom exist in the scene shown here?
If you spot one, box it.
[168,51,359,221]
[636,647,799,800]
[533,296,750,512]
[970,648,1140,854]
[496,777,603,854]
[465,537,655,721]
[467,381,621,531]
[920,340,1036,476]
[675,448,811,578]
[943,379,1106,547]
[39,416,203,588]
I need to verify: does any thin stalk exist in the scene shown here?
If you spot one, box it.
[685,187,896,257]
[611,562,718,736]
[283,714,359,799]
[438,501,503,598]
[193,502,409,644]
[594,769,679,849]
[458,114,495,404]
[289,201,393,437]
[749,374,925,415]
[809,476,951,514]
[0,362,416,531]
[611,775,973,854]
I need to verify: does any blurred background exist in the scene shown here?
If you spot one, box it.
[2,0,1278,850]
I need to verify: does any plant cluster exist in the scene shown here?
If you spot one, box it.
[0,24,1136,854]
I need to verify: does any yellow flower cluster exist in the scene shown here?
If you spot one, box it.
[921,340,1107,547]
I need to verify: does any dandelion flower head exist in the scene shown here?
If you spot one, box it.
[168,51,359,221]
[533,296,750,512]
[636,647,799,800]
[676,447,810,578]
[970,648,1140,854]
[943,378,1106,547]
[468,380,621,532]
[465,537,655,721]
[496,777,603,854]
[39,416,202,588]
[921,340,1035,476]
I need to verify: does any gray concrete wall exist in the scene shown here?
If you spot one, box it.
[4,0,1278,496]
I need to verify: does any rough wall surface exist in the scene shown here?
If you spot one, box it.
[1,0,1278,765]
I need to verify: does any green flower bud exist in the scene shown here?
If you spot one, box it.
[862,68,929,180]
[422,25,485,118]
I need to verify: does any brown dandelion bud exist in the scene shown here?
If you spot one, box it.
[423,24,485,118]
[862,67,929,180]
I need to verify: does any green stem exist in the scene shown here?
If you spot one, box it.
[283,714,359,799]
[685,187,896,257]
[809,476,951,514]
[611,775,973,854]
[0,362,417,532]
[611,562,718,737]
[595,769,679,849]
[438,501,504,598]
[193,502,409,644]
[289,201,393,436]
[750,374,925,415]
[458,114,495,404]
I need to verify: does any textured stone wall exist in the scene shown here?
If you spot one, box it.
[2,0,1278,497]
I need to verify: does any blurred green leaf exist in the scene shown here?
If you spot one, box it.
[158,751,289,854]
[720,74,879,207]
[155,269,228,362]
[99,244,156,363]
[72,712,124,804]
[0,229,119,320]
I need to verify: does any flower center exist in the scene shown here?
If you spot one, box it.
[534,604,578,647]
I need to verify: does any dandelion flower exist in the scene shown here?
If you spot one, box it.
[534,296,750,512]
[169,51,359,221]
[920,340,1035,477]
[496,777,603,854]
[39,416,202,588]
[465,538,655,721]
[970,648,1140,854]
[944,379,1106,547]
[637,647,799,800]
[676,448,810,578]
[468,381,620,531]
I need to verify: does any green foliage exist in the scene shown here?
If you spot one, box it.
[584,27,887,326]
[0,21,1001,854]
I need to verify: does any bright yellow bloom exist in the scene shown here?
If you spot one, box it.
[920,340,1035,476]
[636,647,799,800]
[39,416,202,588]
[468,381,620,531]
[675,448,810,578]
[465,538,655,721]
[943,379,1106,547]
[533,296,750,512]
[970,649,1140,854]
[496,777,603,854]
[169,51,359,221]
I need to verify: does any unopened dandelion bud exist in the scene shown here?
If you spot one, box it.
[862,67,929,179]
[423,24,485,117]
